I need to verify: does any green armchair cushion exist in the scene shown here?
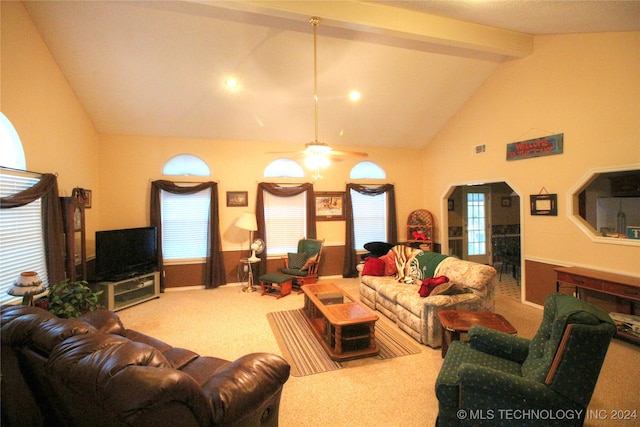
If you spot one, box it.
[468,325,530,363]
[287,252,308,270]
[280,267,309,277]
[436,340,523,405]
[298,239,322,258]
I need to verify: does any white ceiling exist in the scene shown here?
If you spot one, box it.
[22,1,640,151]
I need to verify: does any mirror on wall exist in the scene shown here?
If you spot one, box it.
[574,168,640,242]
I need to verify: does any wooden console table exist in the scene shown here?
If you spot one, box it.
[555,266,640,344]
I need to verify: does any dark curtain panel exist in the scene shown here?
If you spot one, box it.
[150,180,225,291]
[343,183,397,278]
[0,173,66,285]
[254,182,315,277]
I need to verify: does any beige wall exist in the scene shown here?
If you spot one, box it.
[97,134,424,253]
[423,32,640,280]
[1,1,101,244]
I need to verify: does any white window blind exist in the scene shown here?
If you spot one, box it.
[160,188,210,261]
[351,189,387,250]
[0,170,48,304]
[263,190,306,255]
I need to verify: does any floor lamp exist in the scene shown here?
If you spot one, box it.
[235,212,258,293]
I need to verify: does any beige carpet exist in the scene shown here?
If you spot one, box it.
[267,308,421,376]
[115,277,640,427]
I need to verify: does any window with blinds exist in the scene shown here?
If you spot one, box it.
[0,169,48,304]
[351,189,387,250]
[160,188,211,262]
[263,190,306,256]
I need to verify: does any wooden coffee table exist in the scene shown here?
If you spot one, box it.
[438,310,517,357]
[301,283,379,361]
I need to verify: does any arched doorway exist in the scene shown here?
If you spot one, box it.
[445,181,522,297]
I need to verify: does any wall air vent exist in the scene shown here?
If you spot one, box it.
[474,144,486,155]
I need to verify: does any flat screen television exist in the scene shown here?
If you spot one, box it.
[95,226,157,281]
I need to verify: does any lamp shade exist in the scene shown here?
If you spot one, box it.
[235,212,257,231]
[8,272,46,305]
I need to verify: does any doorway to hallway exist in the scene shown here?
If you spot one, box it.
[447,182,521,281]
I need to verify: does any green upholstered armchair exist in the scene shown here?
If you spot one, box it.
[280,238,324,288]
[435,293,616,427]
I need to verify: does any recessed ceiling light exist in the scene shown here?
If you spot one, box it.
[349,90,361,102]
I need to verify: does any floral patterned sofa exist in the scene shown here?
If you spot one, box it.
[358,245,496,347]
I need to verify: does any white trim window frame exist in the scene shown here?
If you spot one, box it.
[351,189,387,251]
[263,190,307,256]
[160,188,211,264]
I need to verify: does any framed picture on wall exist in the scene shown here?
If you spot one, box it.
[227,191,248,207]
[530,193,557,216]
[315,192,345,221]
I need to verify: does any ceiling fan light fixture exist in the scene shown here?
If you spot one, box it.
[305,142,332,155]
[305,153,330,170]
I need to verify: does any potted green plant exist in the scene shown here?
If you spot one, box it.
[38,280,103,319]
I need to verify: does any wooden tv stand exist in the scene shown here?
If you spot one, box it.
[555,266,640,344]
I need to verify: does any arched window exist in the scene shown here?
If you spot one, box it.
[264,158,305,178]
[162,154,210,176]
[0,112,26,169]
[350,161,386,179]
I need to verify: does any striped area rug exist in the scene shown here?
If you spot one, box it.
[266,309,421,377]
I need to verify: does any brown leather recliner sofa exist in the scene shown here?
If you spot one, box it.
[1,305,290,427]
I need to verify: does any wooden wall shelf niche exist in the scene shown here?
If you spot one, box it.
[407,209,434,251]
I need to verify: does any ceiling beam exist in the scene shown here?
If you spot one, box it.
[198,0,533,59]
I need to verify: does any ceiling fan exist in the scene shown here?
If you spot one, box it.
[269,17,367,178]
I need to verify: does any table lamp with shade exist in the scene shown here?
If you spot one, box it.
[8,271,46,305]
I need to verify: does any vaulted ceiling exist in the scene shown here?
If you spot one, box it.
[22,1,640,151]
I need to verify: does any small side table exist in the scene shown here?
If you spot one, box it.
[239,257,259,293]
[438,310,517,358]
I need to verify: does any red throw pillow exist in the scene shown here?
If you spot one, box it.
[362,257,385,276]
[378,251,397,276]
[418,276,450,297]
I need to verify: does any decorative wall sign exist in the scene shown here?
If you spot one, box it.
[506,133,563,161]
[315,191,345,220]
[226,191,248,207]
[530,193,557,216]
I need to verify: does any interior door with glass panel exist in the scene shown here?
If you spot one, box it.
[463,186,491,264]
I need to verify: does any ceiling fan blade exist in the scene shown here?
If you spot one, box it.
[266,150,306,155]
[327,150,368,158]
